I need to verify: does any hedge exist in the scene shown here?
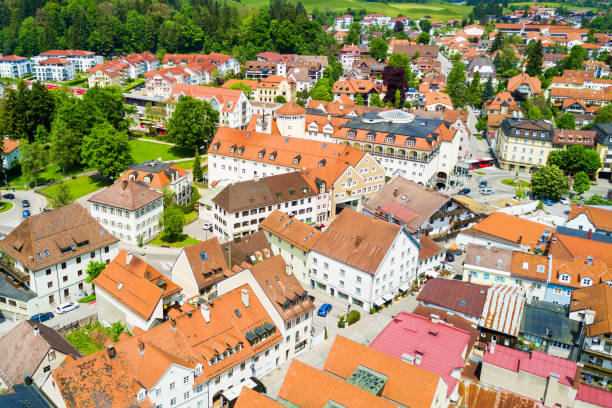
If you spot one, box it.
[347,310,361,325]
[78,294,96,303]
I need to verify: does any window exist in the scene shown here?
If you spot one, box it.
[46,269,51,275]
[104,246,109,253]
[240,362,246,371]
[170,398,177,406]
[560,274,570,283]
[44,365,51,373]
[61,262,67,269]
[356,276,362,283]
[228,368,233,378]
[47,282,53,288]
[169,382,175,390]
[76,257,81,264]
[63,276,68,282]
[215,376,220,384]
[183,376,189,384]
[356,287,361,294]
[91,252,95,259]
[483,274,490,280]
[48,350,56,361]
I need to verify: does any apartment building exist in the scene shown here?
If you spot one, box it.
[161,53,240,76]
[32,49,103,71]
[463,244,513,286]
[551,87,612,109]
[117,161,192,205]
[493,118,554,172]
[210,171,329,240]
[332,79,381,104]
[33,58,76,82]
[339,44,361,68]
[88,179,164,245]
[260,210,322,284]
[483,92,521,116]
[594,123,612,177]
[43,284,284,408]
[254,75,296,103]
[0,55,31,78]
[169,83,252,129]
[144,64,215,98]
[360,13,391,28]
[0,204,119,312]
[87,52,158,88]
[309,209,420,310]
[334,14,353,31]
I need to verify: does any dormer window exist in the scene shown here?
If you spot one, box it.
[293,155,301,165]
[237,146,244,155]
[213,142,220,151]
[560,274,571,283]
[318,159,326,167]
[258,149,265,159]
[137,390,146,402]
[269,151,277,161]
[385,135,395,144]
[405,139,415,147]
[366,132,375,141]
[229,144,237,154]
[347,130,356,139]
[582,278,593,287]
[522,262,529,270]
[537,265,545,273]
[497,259,503,266]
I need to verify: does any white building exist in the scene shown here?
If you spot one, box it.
[118,161,193,206]
[360,14,391,28]
[309,208,420,310]
[31,50,103,71]
[88,179,164,245]
[0,204,119,313]
[565,204,612,235]
[0,55,31,78]
[334,14,354,31]
[33,58,76,82]
[144,65,213,99]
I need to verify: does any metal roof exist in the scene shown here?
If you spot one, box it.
[480,284,525,337]
[520,300,581,345]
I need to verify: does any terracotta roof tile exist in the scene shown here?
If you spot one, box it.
[469,212,550,250]
[417,278,488,318]
[567,204,612,232]
[181,237,231,292]
[235,387,285,408]
[507,73,542,94]
[510,252,549,282]
[570,283,612,337]
[2,138,20,154]
[260,210,322,252]
[117,162,188,190]
[418,236,445,261]
[88,180,163,211]
[549,233,612,265]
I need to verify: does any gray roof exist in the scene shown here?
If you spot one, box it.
[0,270,36,303]
[464,243,513,273]
[500,118,554,142]
[128,160,175,174]
[0,384,53,408]
[340,117,444,139]
[520,299,581,345]
[594,123,612,146]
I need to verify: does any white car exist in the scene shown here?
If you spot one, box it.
[202,222,213,230]
[560,197,569,205]
[56,301,79,314]
[479,188,494,195]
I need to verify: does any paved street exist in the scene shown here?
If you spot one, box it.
[0,189,47,235]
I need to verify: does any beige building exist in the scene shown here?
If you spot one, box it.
[493,118,554,172]
[87,63,128,88]
[254,75,297,103]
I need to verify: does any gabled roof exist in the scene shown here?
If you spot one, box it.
[235,387,285,408]
[467,212,551,250]
[333,78,380,94]
[567,204,612,232]
[181,237,231,290]
[417,278,488,318]
[576,384,612,407]
[549,233,612,266]
[480,285,524,337]
[418,236,445,261]
[510,251,549,282]
[311,208,401,275]
[260,210,322,252]
[169,83,244,113]
[2,138,20,154]
[570,283,612,337]
[40,49,95,57]
[507,73,542,94]
[118,161,188,189]
[0,321,81,387]
[0,55,28,62]
[88,179,163,211]
[465,244,513,273]
[221,231,272,268]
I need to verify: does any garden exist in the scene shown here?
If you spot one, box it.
[64,321,128,356]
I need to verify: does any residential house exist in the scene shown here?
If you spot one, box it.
[43,284,284,408]
[220,231,272,269]
[594,123,612,177]
[33,58,76,82]
[545,255,612,305]
[507,73,542,97]
[118,160,192,205]
[466,56,496,83]
[480,343,580,408]
[87,179,164,245]
[169,83,252,129]
[566,204,612,235]
[424,91,453,111]
[570,284,612,385]
[583,60,611,78]
[86,61,128,88]
[417,278,488,324]
[464,24,486,37]
[391,44,439,59]
[483,92,521,116]
[0,204,119,311]
[93,251,181,331]
[161,53,240,76]
[31,50,103,71]
[360,14,391,28]
[209,171,329,239]
[253,75,296,103]
[371,311,472,401]
[2,137,20,169]
[479,284,525,348]
[216,255,315,360]
[463,244,513,285]
[552,129,596,150]
[0,321,81,389]
[144,64,214,98]
[170,237,232,300]
[334,14,353,31]
[332,78,381,104]
[339,44,361,68]
[260,210,322,284]
[0,55,31,78]
[510,251,549,301]
[417,236,446,277]
[309,208,420,309]
[551,88,612,110]
[493,118,555,172]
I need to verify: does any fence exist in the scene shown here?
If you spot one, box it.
[55,313,98,336]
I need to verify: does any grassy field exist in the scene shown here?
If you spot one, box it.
[7,164,94,190]
[231,0,472,20]
[40,176,112,200]
[149,234,199,247]
[128,139,192,163]
[0,201,13,213]
[501,179,530,188]
[504,2,597,12]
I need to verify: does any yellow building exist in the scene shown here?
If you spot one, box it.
[87,63,128,88]
[254,75,297,103]
[494,118,554,172]
[594,123,612,178]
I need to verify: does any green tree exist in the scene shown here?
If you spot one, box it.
[565,145,601,175]
[28,81,56,136]
[50,119,82,174]
[445,61,469,108]
[345,22,361,45]
[526,105,544,119]
[525,40,543,77]
[274,95,287,104]
[417,32,430,45]
[369,94,384,107]
[489,32,504,53]
[50,181,73,208]
[20,139,48,187]
[419,19,431,33]
[387,52,416,87]
[476,115,488,132]
[594,105,612,124]
[556,113,576,130]
[482,78,495,102]
[162,206,186,241]
[584,195,612,205]
[0,82,29,140]
[167,97,219,150]
[467,71,482,108]
[81,123,133,179]
[531,165,570,199]
[228,81,253,99]
[369,37,388,61]
[192,148,203,182]
[82,86,133,132]
[572,171,591,195]
[354,93,364,106]
[85,261,107,284]
[15,17,42,57]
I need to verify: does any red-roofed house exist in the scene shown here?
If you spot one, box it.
[0,55,31,78]
[32,50,102,71]
[33,58,76,82]
[2,136,20,169]
[371,311,472,400]
[481,343,579,407]
[566,204,612,234]
[507,73,542,96]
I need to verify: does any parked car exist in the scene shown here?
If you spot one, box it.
[317,303,332,317]
[446,252,455,262]
[458,188,471,195]
[202,222,212,230]
[560,197,569,205]
[479,188,494,195]
[22,199,30,208]
[30,312,54,323]
[56,301,79,314]
[479,180,488,188]
[543,198,554,206]
[22,209,30,218]
[2,193,15,199]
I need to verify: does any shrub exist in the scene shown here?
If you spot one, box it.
[347,310,361,325]
[369,307,376,314]
[78,294,96,303]
[337,316,345,328]
[324,327,328,340]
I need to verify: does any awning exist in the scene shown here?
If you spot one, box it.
[221,378,258,402]
[373,298,385,307]
[399,283,410,292]
[382,293,394,302]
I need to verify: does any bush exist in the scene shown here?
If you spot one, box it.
[78,294,96,303]
[347,310,361,325]
[337,316,345,328]
[324,327,328,340]
[369,307,376,314]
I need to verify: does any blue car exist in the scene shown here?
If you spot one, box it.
[30,312,54,323]
[22,209,30,218]
[479,180,488,188]
[317,303,332,317]
[543,199,554,206]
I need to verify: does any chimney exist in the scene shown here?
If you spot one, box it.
[547,254,553,284]
[490,340,495,355]
[415,352,423,365]
[241,289,250,308]
[138,340,145,355]
[106,345,117,359]
[201,304,210,323]
[401,353,415,364]
[122,179,128,189]
[170,318,176,331]
[126,252,133,265]
[355,235,362,247]
[393,187,399,197]
[587,229,592,240]
[586,255,593,265]
[518,234,523,244]
[33,325,40,336]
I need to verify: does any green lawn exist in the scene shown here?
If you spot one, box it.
[128,139,192,163]
[40,176,111,200]
[174,156,207,170]
[232,0,472,20]
[64,327,105,356]
[149,234,199,247]
[0,201,13,213]
[501,179,531,188]
[504,2,597,13]
[7,164,93,189]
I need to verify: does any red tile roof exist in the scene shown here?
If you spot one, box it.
[169,84,244,113]
[0,55,27,61]
[37,58,71,65]
[507,73,542,95]
[567,204,612,232]
[276,102,306,116]
[417,278,488,319]
[235,387,285,408]
[576,383,612,406]
[40,49,95,56]
[2,138,19,154]
[470,212,550,250]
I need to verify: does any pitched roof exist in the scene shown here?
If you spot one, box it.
[235,387,285,408]
[118,161,188,190]
[480,284,524,337]
[0,204,118,272]
[465,244,513,273]
[510,251,549,282]
[311,208,401,275]
[391,44,439,57]
[413,305,481,353]
[0,321,81,387]
[418,236,445,261]
[567,204,612,232]
[221,230,272,268]
[417,278,488,318]
[2,138,20,155]
[37,58,71,65]
[370,312,471,397]
[364,176,451,233]
[0,55,28,62]
[570,283,612,337]
[549,233,612,265]
[88,179,163,211]
[259,210,322,252]
[278,360,397,408]
[324,335,443,408]
[40,49,95,56]
[424,91,453,108]
[169,83,244,112]
[333,78,380,94]
[468,212,551,250]
[507,73,542,94]
[553,129,596,146]
[576,384,612,407]
[181,237,231,291]
[276,102,306,116]
[521,299,581,345]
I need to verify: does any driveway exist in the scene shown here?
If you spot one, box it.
[0,189,47,234]
[183,217,215,242]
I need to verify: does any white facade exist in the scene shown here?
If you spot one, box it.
[95,284,164,331]
[215,57,241,76]
[208,153,297,187]
[565,213,597,233]
[31,53,103,72]
[308,229,419,310]
[0,57,31,78]
[89,198,163,245]
[34,60,76,82]
[334,15,354,31]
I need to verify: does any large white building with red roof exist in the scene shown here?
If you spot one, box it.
[31,49,102,71]
[33,58,76,82]
[0,55,31,78]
